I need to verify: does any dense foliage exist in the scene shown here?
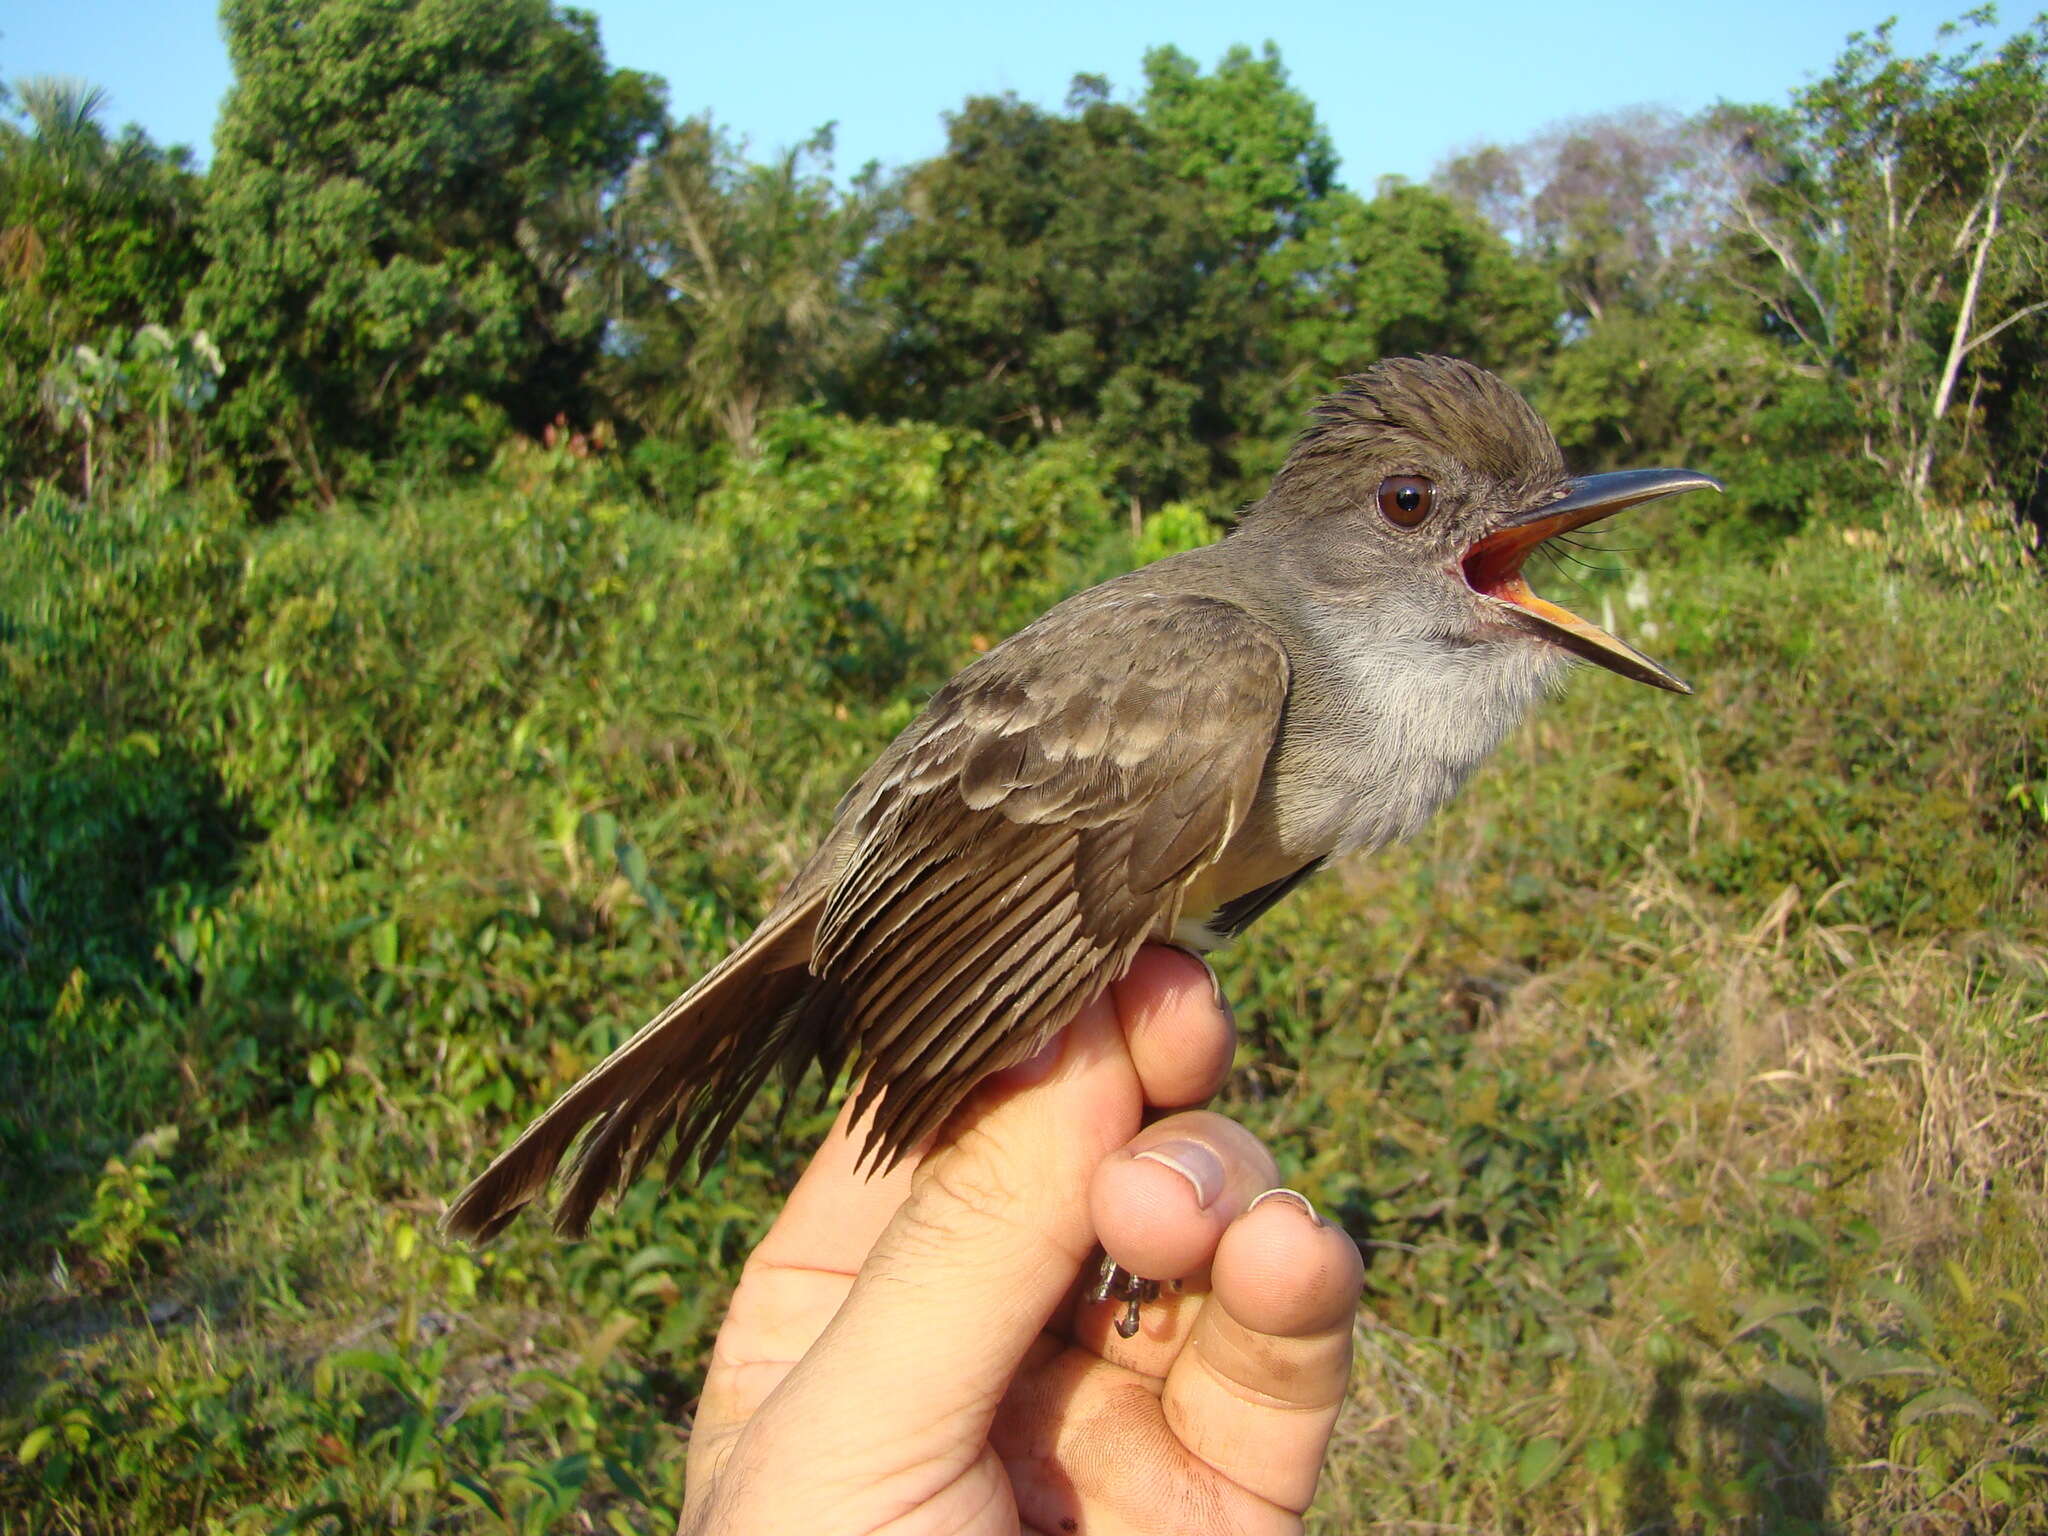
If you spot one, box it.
[0,80,206,493]
[189,0,665,505]
[2,4,2044,1532]
[4,11,2044,533]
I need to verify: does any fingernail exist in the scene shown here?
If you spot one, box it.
[1198,956,1235,1026]
[1134,1139,1226,1210]
[1248,1187,1323,1226]
[1166,944,1234,1025]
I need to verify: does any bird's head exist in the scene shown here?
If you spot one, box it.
[1248,355,1720,693]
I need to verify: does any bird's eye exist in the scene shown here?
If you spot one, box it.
[1376,475,1436,528]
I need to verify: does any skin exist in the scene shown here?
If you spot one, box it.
[679,947,1366,1535]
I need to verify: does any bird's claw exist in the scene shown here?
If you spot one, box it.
[1088,1250,1160,1339]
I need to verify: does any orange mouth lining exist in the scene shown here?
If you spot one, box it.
[1461,515,1576,614]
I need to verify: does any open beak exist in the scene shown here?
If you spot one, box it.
[1461,468,1722,694]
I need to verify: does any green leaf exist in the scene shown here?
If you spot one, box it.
[1763,1362,1823,1411]
[581,811,618,866]
[1515,1436,1565,1490]
[1763,1313,1820,1355]
[307,1047,341,1088]
[621,1242,695,1279]
[17,1426,54,1465]
[326,1347,413,1386]
[1897,1386,1993,1427]
[601,1453,653,1504]
[1822,1343,1935,1385]
[1732,1293,1825,1339]
[450,1473,502,1513]
[391,1410,429,1476]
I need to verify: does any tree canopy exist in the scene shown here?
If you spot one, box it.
[0,6,2041,535]
[189,0,664,503]
[0,78,205,489]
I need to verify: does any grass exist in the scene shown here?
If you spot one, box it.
[2,438,2043,1533]
[1246,532,2048,1532]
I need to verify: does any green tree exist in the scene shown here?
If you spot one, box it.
[190,0,664,506]
[1135,43,1359,491]
[605,120,879,457]
[37,334,125,496]
[1718,11,2048,503]
[856,46,1360,508]
[41,323,223,491]
[0,77,205,497]
[850,43,1576,509]
[852,82,1251,506]
[1139,41,1336,254]
[1274,181,1554,388]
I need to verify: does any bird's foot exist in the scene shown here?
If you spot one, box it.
[1086,1249,1161,1339]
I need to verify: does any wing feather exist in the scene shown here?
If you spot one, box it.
[448,586,1293,1234]
[819,590,1290,1171]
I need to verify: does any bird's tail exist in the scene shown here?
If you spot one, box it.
[443,894,832,1242]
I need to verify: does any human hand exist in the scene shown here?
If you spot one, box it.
[680,946,1364,1534]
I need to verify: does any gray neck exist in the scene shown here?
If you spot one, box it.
[1259,612,1566,861]
[1139,530,1571,864]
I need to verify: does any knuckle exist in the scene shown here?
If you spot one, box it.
[904,1134,1028,1236]
[877,1122,1089,1282]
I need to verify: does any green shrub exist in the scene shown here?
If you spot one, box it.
[2,430,2042,1533]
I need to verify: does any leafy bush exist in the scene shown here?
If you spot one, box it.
[1,426,2042,1532]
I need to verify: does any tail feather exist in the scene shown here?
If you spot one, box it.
[443,894,825,1242]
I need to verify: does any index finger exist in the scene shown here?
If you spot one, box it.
[696,1095,919,1441]
[698,947,1234,1431]
[749,1093,920,1279]
[751,943,1233,1283]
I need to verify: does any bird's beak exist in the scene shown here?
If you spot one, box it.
[1461,468,1722,694]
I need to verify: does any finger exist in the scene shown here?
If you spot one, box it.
[708,936,1222,1355]
[697,943,1227,1456]
[1162,1190,1363,1514]
[748,1091,920,1276]
[694,1094,919,1446]
[1113,946,1235,1109]
[1071,1110,1279,1383]
[1091,1110,1279,1285]
[742,988,1145,1491]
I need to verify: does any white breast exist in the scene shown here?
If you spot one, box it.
[1267,629,1567,861]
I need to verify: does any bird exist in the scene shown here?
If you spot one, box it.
[444,355,1719,1251]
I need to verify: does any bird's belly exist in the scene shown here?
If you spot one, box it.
[1162,847,1313,952]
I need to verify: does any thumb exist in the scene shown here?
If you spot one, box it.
[748,991,1141,1489]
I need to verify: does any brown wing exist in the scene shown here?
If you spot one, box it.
[442,892,828,1241]
[814,590,1290,1169]
[446,590,1288,1240]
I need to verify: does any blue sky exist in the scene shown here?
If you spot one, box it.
[1,1,2000,186]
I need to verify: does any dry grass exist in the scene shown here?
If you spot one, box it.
[1297,831,2048,1533]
